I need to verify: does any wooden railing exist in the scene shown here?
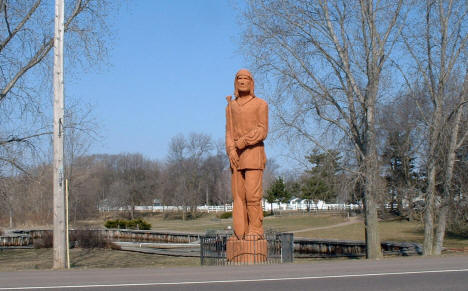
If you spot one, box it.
[2,229,422,258]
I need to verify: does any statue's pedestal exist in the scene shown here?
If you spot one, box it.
[226,236,267,264]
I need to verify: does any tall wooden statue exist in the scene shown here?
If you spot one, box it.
[225,69,269,263]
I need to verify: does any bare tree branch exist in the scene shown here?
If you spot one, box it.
[0,0,91,101]
[0,131,52,147]
[0,0,42,53]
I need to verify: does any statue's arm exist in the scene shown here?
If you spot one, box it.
[235,101,268,150]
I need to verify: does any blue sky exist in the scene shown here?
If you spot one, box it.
[68,1,263,162]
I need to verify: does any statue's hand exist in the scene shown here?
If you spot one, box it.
[234,138,246,150]
[229,150,239,170]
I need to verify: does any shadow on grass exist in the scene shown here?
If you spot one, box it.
[446,231,468,240]
[399,225,468,244]
[70,249,94,267]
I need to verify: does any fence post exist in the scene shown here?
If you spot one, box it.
[200,236,205,265]
[280,233,294,263]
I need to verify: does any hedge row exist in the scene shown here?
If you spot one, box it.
[104,218,151,230]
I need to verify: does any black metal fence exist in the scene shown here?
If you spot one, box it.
[200,232,293,265]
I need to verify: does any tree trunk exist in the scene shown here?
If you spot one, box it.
[433,205,449,255]
[424,87,444,255]
[433,70,467,255]
[130,203,135,220]
[363,153,382,259]
[364,194,381,259]
[423,165,436,255]
[397,192,404,216]
[9,207,13,229]
[363,82,382,259]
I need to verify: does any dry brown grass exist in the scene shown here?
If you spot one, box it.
[263,214,345,232]
[0,248,199,271]
[2,213,466,271]
[297,219,468,249]
[75,212,347,233]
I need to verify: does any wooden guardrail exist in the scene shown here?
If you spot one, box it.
[0,235,32,247]
[9,229,200,245]
[294,238,422,257]
[3,229,422,257]
[99,229,201,243]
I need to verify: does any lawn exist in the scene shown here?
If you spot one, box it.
[297,219,468,249]
[0,248,199,272]
[65,212,468,249]
[77,212,347,233]
[1,213,466,271]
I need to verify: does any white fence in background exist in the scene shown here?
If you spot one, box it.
[264,200,361,212]
[101,200,361,213]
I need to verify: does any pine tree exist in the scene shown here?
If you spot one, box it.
[266,177,290,215]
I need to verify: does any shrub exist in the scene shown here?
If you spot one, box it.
[104,219,128,229]
[447,221,468,239]
[263,211,272,217]
[163,211,205,220]
[217,211,270,219]
[186,211,206,219]
[104,218,151,230]
[218,212,232,219]
[127,218,151,230]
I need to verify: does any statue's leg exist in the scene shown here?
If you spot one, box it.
[232,169,247,239]
[245,169,264,238]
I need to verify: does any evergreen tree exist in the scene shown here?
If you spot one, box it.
[301,150,341,209]
[301,176,331,212]
[266,176,290,215]
[382,131,417,215]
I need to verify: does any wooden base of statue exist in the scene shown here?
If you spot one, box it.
[226,235,267,264]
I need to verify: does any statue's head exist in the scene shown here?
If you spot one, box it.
[234,69,255,98]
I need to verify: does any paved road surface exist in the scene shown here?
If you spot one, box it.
[0,255,466,290]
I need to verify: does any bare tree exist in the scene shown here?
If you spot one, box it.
[0,0,115,172]
[432,71,467,254]
[378,91,426,218]
[241,0,407,258]
[164,133,215,219]
[113,153,156,219]
[401,0,467,255]
[201,141,230,206]
[0,162,53,227]
[63,100,100,223]
[0,177,14,228]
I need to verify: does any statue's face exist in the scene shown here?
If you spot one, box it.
[236,74,251,94]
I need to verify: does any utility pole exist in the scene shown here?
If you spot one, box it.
[53,0,66,270]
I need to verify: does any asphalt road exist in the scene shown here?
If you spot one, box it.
[0,255,466,290]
